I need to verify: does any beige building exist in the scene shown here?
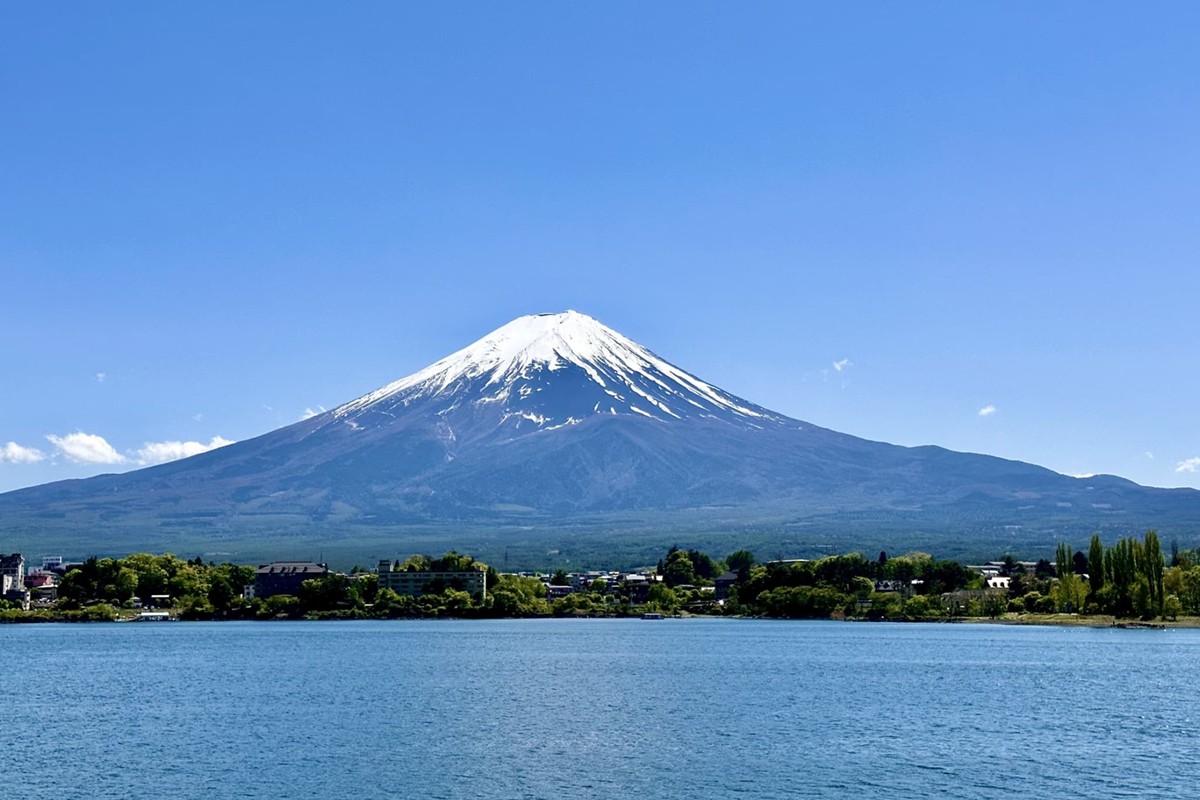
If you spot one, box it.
[377,560,486,598]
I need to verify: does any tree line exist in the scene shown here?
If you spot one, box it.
[3,531,1195,622]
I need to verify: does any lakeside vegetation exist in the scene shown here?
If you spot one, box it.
[3,530,1198,625]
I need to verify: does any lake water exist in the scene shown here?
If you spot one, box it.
[2,619,1196,799]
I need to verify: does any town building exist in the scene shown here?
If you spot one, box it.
[570,571,616,592]
[715,571,739,601]
[967,561,1041,577]
[0,553,25,589]
[25,572,54,589]
[25,571,57,603]
[377,560,486,598]
[254,561,328,599]
[622,573,652,603]
[1,553,29,609]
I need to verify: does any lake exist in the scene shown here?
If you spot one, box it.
[3,619,1196,799]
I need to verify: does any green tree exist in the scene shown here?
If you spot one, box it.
[814,553,873,593]
[428,551,479,572]
[1142,530,1165,617]
[167,564,207,602]
[686,549,719,581]
[1055,543,1072,579]
[440,589,473,614]
[726,550,755,574]
[865,591,903,620]
[662,550,696,588]
[1178,567,1200,614]
[646,582,679,611]
[902,595,944,619]
[489,574,550,616]
[259,594,300,619]
[1106,537,1138,617]
[488,589,523,617]
[926,560,972,595]
[207,576,236,611]
[300,573,362,612]
[400,554,431,572]
[1051,573,1089,613]
[355,572,379,605]
[1132,576,1153,620]
[110,567,139,604]
[373,588,415,618]
[1022,591,1052,613]
[1088,534,1105,595]
[885,552,932,586]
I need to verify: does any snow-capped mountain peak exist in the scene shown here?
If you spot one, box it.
[333,311,783,429]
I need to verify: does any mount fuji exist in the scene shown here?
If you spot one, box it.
[3,311,1197,564]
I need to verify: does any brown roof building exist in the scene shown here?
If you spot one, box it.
[254,561,328,599]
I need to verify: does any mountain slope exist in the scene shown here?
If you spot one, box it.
[2,311,1197,562]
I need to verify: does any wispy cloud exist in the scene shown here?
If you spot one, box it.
[1,441,46,464]
[134,436,235,466]
[300,405,327,421]
[832,358,852,373]
[978,405,997,417]
[1177,457,1200,474]
[1145,451,1155,460]
[95,372,107,383]
[47,432,126,464]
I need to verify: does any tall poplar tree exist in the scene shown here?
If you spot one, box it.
[1109,538,1138,617]
[1142,530,1165,616]
[1055,542,1072,580]
[1088,534,1105,595]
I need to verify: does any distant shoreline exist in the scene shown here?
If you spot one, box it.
[6,610,1200,629]
[957,613,1200,629]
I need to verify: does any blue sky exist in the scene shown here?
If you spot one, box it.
[2,2,1198,493]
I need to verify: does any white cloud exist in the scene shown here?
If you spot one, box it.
[134,436,235,466]
[1,441,46,464]
[95,372,106,383]
[300,405,327,421]
[832,358,852,373]
[192,413,205,423]
[47,431,126,464]
[1176,457,1200,474]
[978,405,997,417]
[1145,451,1155,460]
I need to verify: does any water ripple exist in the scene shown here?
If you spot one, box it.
[3,619,1199,799]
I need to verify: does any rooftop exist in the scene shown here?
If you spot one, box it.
[256,561,328,575]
